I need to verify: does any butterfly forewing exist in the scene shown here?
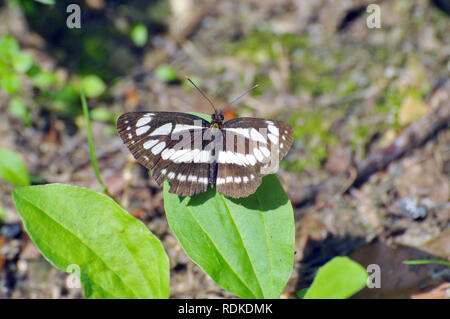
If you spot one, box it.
[117,111,212,196]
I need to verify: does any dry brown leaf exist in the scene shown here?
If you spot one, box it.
[399,95,429,126]
[411,282,450,299]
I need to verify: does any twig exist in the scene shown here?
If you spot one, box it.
[291,99,450,207]
[170,0,219,45]
[142,0,219,70]
[352,101,449,187]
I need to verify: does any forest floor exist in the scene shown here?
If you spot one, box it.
[0,0,448,298]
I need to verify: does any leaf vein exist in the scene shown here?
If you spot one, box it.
[219,195,265,298]
[17,193,139,298]
[184,203,259,298]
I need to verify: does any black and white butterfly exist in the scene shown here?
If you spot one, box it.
[117,82,293,198]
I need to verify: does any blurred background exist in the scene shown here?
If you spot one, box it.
[0,0,448,298]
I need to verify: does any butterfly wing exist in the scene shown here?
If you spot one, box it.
[117,112,213,196]
[215,117,293,198]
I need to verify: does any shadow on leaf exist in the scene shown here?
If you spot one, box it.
[178,174,289,211]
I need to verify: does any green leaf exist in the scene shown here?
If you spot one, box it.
[1,72,21,94]
[34,0,55,4]
[82,75,106,98]
[154,64,178,82]
[31,71,56,89]
[0,148,30,186]
[0,205,6,221]
[0,35,19,57]
[8,97,30,124]
[12,184,170,298]
[12,52,33,73]
[296,288,308,299]
[53,85,78,103]
[187,111,211,122]
[403,259,450,267]
[304,256,368,299]
[90,107,115,123]
[164,174,295,299]
[131,24,148,47]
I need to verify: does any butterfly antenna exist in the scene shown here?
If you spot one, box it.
[222,84,259,110]
[185,76,218,113]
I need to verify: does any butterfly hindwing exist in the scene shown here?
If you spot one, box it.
[223,117,293,160]
[215,118,293,198]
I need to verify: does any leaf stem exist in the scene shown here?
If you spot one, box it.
[403,259,450,267]
[80,91,111,197]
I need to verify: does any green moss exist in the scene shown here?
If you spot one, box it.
[283,110,338,173]
[375,86,427,130]
[228,29,310,65]
[228,29,354,98]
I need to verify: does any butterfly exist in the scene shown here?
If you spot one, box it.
[117,78,293,198]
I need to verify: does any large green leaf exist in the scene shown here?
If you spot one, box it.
[12,184,170,299]
[0,148,30,186]
[164,174,295,299]
[303,256,368,299]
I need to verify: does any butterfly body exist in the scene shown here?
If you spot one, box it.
[117,110,293,198]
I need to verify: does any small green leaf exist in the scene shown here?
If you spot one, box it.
[164,174,295,299]
[131,24,148,47]
[82,75,106,98]
[304,256,368,299]
[32,71,56,89]
[154,64,178,82]
[0,205,6,221]
[1,73,21,94]
[53,85,78,103]
[0,148,30,186]
[34,0,55,4]
[12,184,170,298]
[12,52,33,73]
[90,107,115,123]
[0,35,19,57]
[8,97,30,124]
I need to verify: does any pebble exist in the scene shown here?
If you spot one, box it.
[1,223,22,239]
[397,197,427,220]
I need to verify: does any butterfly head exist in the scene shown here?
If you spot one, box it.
[210,112,224,129]
[211,112,224,123]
